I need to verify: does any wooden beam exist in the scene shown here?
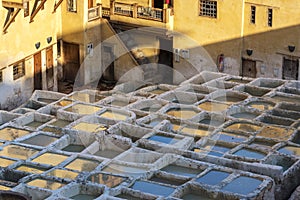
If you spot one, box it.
[2,1,24,9]
[53,0,64,13]
[3,7,14,27]
[3,8,21,33]
[30,0,47,23]
[30,0,39,16]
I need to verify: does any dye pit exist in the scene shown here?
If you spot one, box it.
[0,71,299,199]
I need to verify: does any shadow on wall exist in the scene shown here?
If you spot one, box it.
[60,19,300,89]
[201,24,300,79]
[1,21,300,111]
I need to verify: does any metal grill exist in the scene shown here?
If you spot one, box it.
[268,8,273,27]
[199,0,217,18]
[13,61,25,80]
[251,6,256,24]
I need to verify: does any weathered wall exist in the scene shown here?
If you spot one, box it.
[241,0,300,79]
[60,0,141,86]
[0,0,59,66]
[98,19,142,83]
[173,0,300,80]
[172,0,243,83]
[61,0,85,44]
[0,58,33,110]
[0,0,60,110]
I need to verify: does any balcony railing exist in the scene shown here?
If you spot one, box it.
[114,2,133,17]
[88,5,101,21]
[110,1,172,23]
[137,6,163,21]
[90,2,173,24]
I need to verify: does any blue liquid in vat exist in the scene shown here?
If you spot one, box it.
[222,176,262,195]
[196,170,230,185]
[131,181,175,197]
[234,149,266,159]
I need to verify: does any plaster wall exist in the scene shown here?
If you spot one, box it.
[172,0,300,80]
[0,0,60,109]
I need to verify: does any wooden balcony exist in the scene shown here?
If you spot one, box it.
[88,5,101,21]
[100,1,173,28]
[2,0,28,8]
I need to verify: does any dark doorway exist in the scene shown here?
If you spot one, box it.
[158,37,173,84]
[63,42,80,83]
[46,46,54,90]
[101,45,115,82]
[282,57,299,80]
[34,52,42,90]
[153,0,164,9]
[242,59,256,78]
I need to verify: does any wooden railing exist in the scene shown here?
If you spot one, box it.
[88,5,101,21]
[88,2,173,23]
[110,1,172,23]
[114,2,133,17]
[137,6,163,21]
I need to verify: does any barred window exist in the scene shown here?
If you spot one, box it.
[251,6,256,24]
[67,0,77,12]
[0,70,2,82]
[268,8,273,27]
[13,61,25,80]
[199,0,217,18]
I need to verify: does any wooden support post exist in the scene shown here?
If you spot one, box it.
[3,7,13,28]
[110,0,115,16]
[98,3,102,18]
[53,0,64,13]
[30,0,47,23]
[163,8,167,23]
[3,8,21,33]
[133,3,138,18]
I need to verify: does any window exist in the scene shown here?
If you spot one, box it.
[251,6,256,24]
[67,0,77,12]
[268,8,273,27]
[199,0,217,18]
[0,70,3,82]
[13,61,25,80]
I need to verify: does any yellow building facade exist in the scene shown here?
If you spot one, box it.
[0,0,60,110]
[173,0,300,83]
[0,0,139,109]
[0,0,299,109]
[97,0,300,84]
